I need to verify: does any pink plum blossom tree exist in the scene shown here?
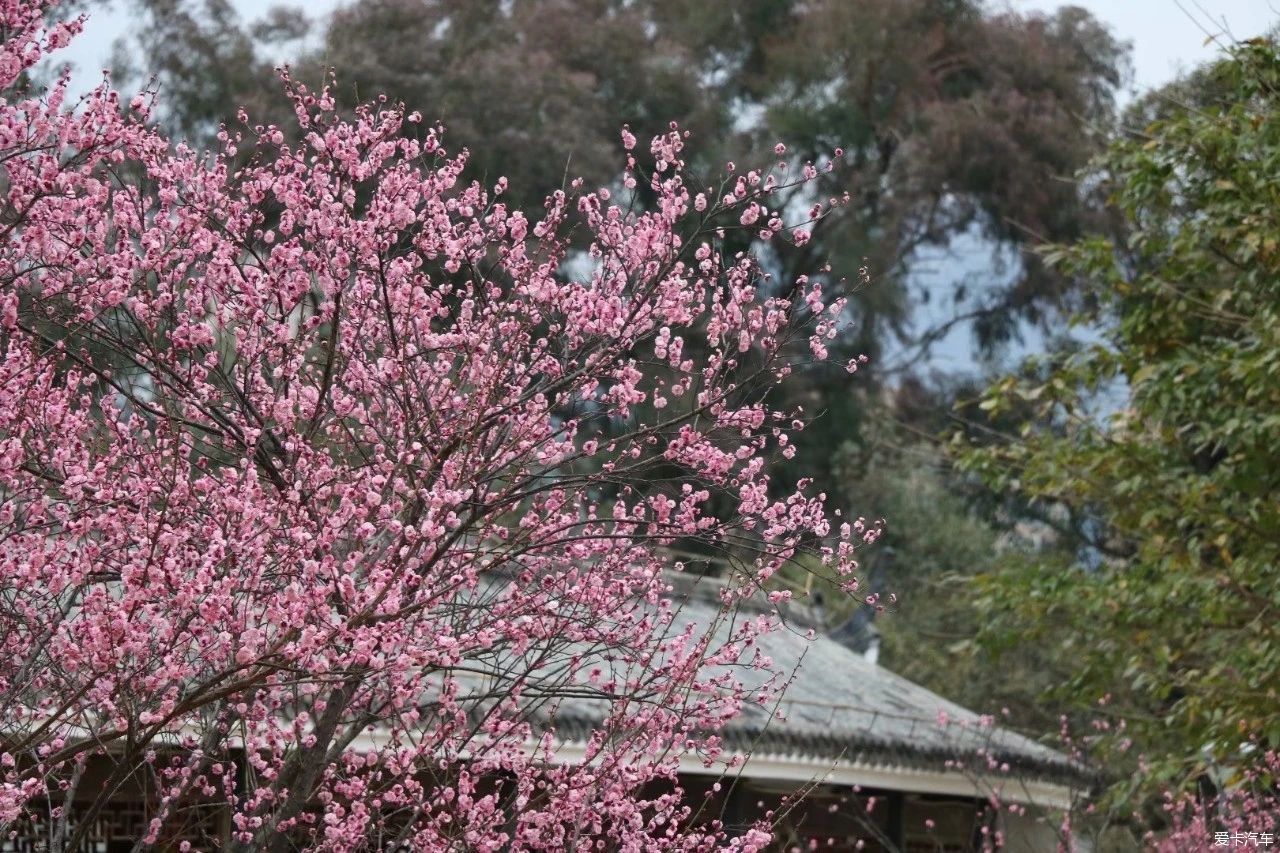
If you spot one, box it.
[0,2,866,850]
[1147,748,1280,852]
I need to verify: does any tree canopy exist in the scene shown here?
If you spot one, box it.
[954,36,1280,799]
[114,0,1128,362]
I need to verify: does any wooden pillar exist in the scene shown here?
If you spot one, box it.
[885,791,905,851]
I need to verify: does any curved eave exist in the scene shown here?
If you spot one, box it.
[548,740,1083,812]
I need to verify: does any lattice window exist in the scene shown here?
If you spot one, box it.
[2,800,225,852]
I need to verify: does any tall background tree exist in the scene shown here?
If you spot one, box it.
[113,0,1128,360]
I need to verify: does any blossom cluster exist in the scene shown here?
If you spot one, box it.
[1149,749,1280,853]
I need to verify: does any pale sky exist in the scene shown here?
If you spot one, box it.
[1016,0,1276,94]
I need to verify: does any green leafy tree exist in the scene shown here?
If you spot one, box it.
[113,0,1127,356]
[714,0,1130,503]
[953,37,1280,799]
[113,0,733,212]
[109,0,301,140]
[843,428,1072,737]
[756,1,1128,355]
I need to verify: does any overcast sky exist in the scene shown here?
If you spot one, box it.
[57,0,1280,99]
[1016,0,1276,93]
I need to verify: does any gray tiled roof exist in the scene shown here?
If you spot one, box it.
[539,575,1085,786]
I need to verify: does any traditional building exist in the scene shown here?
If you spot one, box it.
[545,578,1090,853]
[3,576,1086,852]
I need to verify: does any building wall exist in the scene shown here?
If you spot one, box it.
[3,753,1075,852]
[1002,808,1093,853]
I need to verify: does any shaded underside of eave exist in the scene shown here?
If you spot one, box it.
[546,710,1093,790]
